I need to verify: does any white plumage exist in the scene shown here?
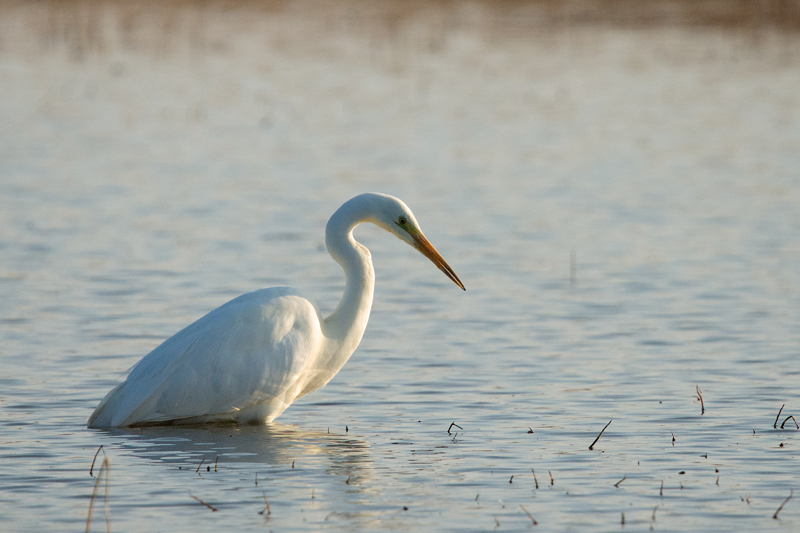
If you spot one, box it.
[88,193,464,427]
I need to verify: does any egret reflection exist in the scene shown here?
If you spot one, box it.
[94,422,372,478]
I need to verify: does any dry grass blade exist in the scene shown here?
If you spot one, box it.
[520,505,538,525]
[189,492,218,512]
[447,422,463,435]
[781,416,798,430]
[258,491,271,516]
[589,420,612,450]
[103,460,111,533]
[85,457,111,533]
[773,489,793,519]
[90,445,105,477]
[774,404,785,429]
[696,385,705,415]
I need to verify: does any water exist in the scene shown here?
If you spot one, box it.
[1,1,799,531]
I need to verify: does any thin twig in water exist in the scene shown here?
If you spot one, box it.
[671,432,675,445]
[195,457,205,474]
[532,469,539,489]
[520,505,538,525]
[258,491,271,516]
[696,385,705,415]
[614,475,627,488]
[90,445,105,477]
[621,512,625,525]
[494,516,500,527]
[189,492,217,512]
[773,490,793,519]
[652,505,658,521]
[774,404,785,429]
[509,475,514,484]
[549,470,554,486]
[447,422,463,435]
[660,480,664,497]
[214,455,218,472]
[781,416,799,430]
[589,420,612,450]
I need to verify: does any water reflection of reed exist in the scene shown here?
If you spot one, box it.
[3,0,798,61]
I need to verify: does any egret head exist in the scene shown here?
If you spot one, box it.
[368,193,465,291]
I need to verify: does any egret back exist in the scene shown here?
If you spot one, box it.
[88,287,325,427]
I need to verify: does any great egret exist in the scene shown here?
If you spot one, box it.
[88,193,464,427]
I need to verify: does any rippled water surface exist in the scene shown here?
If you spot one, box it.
[1,1,799,531]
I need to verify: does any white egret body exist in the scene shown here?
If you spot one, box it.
[88,193,464,427]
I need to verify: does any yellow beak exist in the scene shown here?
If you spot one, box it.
[413,233,466,291]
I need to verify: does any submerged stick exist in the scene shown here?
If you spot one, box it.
[532,469,539,489]
[214,455,218,472]
[589,420,612,450]
[549,470,554,486]
[773,490,793,519]
[195,457,205,474]
[614,475,627,488]
[189,492,217,512]
[696,386,705,415]
[660,480,664,497]
[90,445,105,477]
[774,404,785,429]
[520,505,538,525]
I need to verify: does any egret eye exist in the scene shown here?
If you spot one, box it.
[398,216,407,226]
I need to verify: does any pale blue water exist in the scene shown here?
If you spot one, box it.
[1,2,799,531]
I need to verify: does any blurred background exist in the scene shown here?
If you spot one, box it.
[1,1,799,531]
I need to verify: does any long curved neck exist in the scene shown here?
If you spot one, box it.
[322,197,376,359]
